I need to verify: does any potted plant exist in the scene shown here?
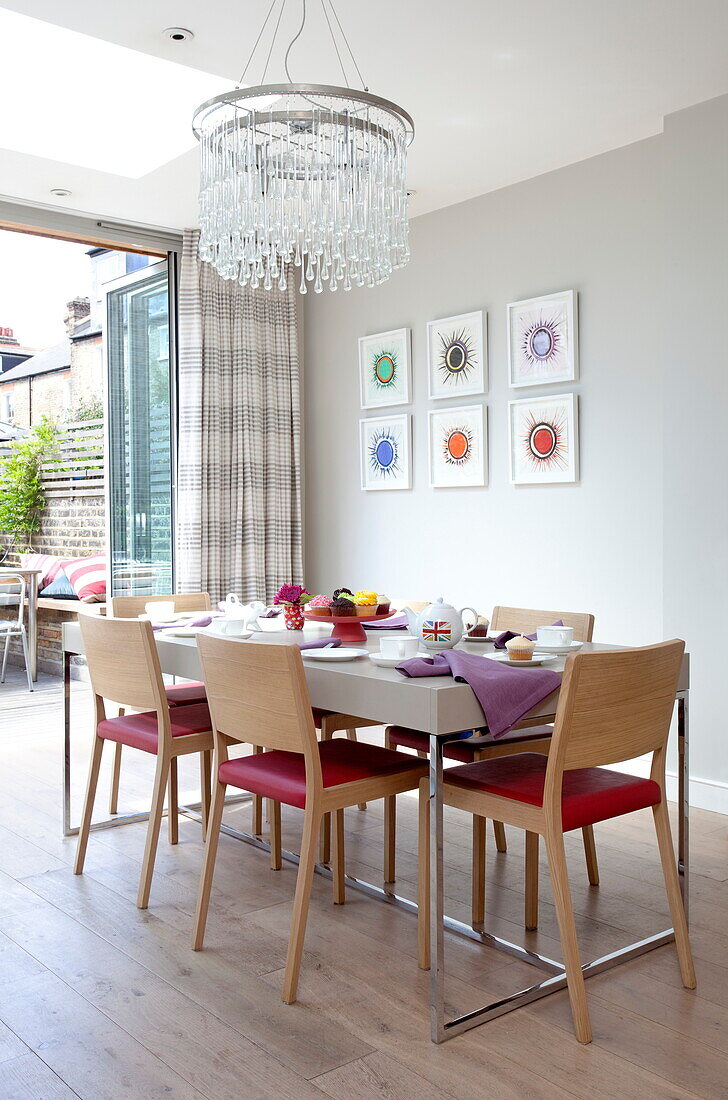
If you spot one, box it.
[273,583,312,631]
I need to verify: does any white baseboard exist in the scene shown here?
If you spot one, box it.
[664,771,728,816]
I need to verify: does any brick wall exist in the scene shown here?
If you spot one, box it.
[1,492,105,677]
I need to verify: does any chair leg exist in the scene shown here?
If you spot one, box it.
[19,627,33,692]
[192,777,227,950]
[319,721,333,861]
[109,741,123,814]
[525,830,539,930]
[471,815,486,925]
[168,757,179,845]
[282,808,321,1004]
[0,632,9,683]
[252,746,263,834]
[544,828,592,1043]
[346,730,367,810]
[137,752,170,910]
[582,825,599,886]
[200,750,212,841]
[418,776,430,969]
[73,735,105,875]
[492,820,507,853]
[384,795,396,883]
[652,800,696,989]
[332,808,345,903]
[270,800,282,871]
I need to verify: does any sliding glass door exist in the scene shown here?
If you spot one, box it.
[105,258,176,597]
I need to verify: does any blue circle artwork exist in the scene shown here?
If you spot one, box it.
[530,326,554,360]
[375,438,395,468]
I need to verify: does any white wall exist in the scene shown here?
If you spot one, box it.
[303,95,728,808]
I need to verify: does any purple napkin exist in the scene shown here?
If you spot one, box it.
[395,649,560,739]
[298,637,342,651]
[363,613,408,630]
[152,615,212,631]
[493,619,564,649]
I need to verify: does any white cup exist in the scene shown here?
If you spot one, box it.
[380,634,419,659]
[536,624,574,647]
[148,601,175,622]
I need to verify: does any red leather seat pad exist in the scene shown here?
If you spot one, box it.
[165,681,207,706]
[388,724,555,762]
[445,752,661,831]
[218,738,426,808]
[97,701,212,754]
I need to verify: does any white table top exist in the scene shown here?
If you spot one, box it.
[62,619,689,736]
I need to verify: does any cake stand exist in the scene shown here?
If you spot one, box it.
[302,609,395,644]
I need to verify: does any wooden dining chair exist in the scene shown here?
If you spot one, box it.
[440,640,695,1043]
[73,614,214,908]
[385,605,597,929]
[107,592,212,816]
[192,634,430,1004]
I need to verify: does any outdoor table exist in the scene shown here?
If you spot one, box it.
[61,621,690,1042]
[0,566,42,681]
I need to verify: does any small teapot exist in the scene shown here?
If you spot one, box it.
[221,593,266,629]
[401,597,479,650]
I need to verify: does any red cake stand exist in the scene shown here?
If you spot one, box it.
[302,608,396,644]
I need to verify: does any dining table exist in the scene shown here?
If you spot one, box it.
[0,566,42,680]
[61,618,690,1043]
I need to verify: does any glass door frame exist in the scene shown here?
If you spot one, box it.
[102,253,179,597]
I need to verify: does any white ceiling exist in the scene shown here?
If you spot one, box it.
[1,0,727,231]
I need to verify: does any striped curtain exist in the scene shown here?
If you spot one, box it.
[177,229,303,604]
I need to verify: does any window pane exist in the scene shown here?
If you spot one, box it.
[107,265,173,597]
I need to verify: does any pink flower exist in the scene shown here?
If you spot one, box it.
[274,583,311,606]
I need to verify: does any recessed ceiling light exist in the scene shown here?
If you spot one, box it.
[50,188,71,197]
[163,27,194,42]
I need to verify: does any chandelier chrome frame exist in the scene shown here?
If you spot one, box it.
[192,1,415,293]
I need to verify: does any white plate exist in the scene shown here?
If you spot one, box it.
[205,624,253,639]
[369,651,429,668]
[302,647,368,662]
[164,626,206,638]
[462,635,497,644]
[488,653,559,667]
[533,640,583,655]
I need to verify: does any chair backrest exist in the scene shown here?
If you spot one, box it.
[79,613,168,715]
[0,573,25,624]
[197,634,320,771]
[491,605,594,643]
[548,641,685,778]
[391,598,429,614]
[109,592,211,618]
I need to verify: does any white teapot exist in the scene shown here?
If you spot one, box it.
[401,597,479,650]
[221,593,266,629]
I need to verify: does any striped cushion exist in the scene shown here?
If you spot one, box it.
[61,554,106,602]
[20,553,66,589]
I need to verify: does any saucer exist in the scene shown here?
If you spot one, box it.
[302,647,368,662]
[488,653,559,667]
[462,635,497,644]
[369,651,428,668]
[533,640,583,655]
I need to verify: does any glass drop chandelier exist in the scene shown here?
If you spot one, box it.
[193,0,414,293]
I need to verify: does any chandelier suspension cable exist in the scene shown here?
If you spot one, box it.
[238,0,280,84]
[322,0,368,90]
[318,0,351,87]
[261,0,288,83]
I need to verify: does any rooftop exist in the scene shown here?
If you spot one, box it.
[0,338,70,382]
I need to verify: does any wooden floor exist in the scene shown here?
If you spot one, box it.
[0,668,727,1099]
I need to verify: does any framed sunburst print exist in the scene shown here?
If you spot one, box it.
[360,414,412,491]
[507,289,578,388]
[429,404,487,488]
[427,311,486,399]
[509,393,579,484]
[359,328,411,409]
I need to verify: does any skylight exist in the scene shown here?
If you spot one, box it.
[0,9,233,178]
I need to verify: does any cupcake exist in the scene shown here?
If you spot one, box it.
[331,595,355,617]
[467,616,490,637]
[354,590,378,617]
[376,593,391,615]
[333,587,354,600]
[308,594,332,617]
[504,635,536,661]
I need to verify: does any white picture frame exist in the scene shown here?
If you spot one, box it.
[360,414,412,491]
[507,289,578,388]
[509,392,579,484]
[359,328,411,409]
[429,404,487,488]
[427,310,486,400]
